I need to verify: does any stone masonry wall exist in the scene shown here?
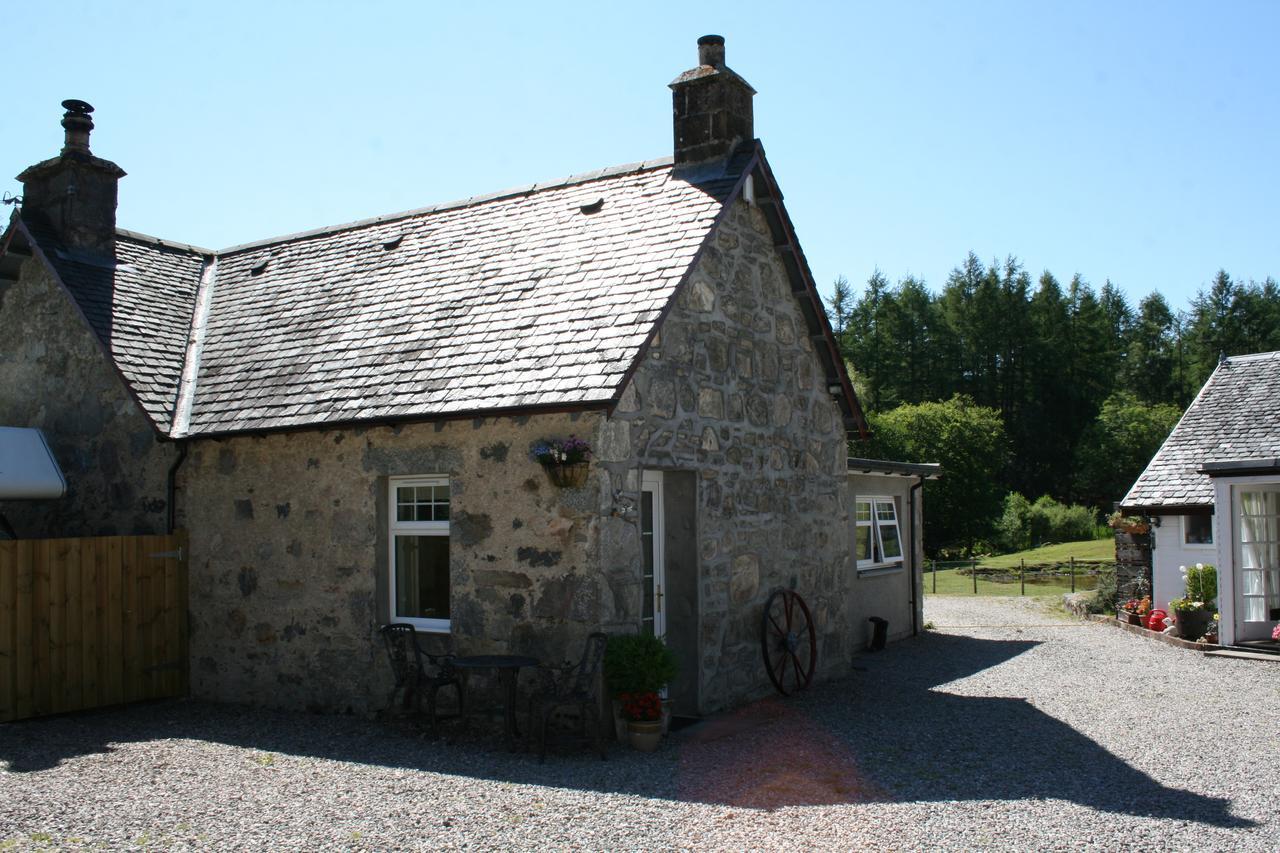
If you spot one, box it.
[0,257,176,537]
[179,412,611,714]
[598,199,850,713]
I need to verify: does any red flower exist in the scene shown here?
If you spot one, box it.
[620,690,662,721]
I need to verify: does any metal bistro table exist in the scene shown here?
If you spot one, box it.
[451,654,540,751]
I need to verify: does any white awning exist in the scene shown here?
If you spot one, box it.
[0,427,66,499]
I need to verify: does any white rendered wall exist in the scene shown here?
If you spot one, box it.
[1151,515,1216,611]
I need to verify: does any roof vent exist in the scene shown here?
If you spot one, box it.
[382,234,404,251]
[579,198,605,215]
[249,257,270,276]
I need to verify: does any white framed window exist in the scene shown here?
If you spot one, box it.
[1183,514,1214,547]
[389,475,451,633]
[855,496,903,569]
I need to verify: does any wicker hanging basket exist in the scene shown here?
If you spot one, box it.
[545,462,590,488]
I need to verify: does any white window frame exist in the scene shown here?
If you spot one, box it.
[855,495,904,571]
[1182,513,1215,549]
[388,474,451,633]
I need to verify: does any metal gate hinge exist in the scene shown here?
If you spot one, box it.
[149,547,183,561]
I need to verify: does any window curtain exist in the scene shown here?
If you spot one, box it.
[1239,492,1280,622]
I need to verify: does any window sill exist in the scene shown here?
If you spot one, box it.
[857,562,905,578]
[394,618,451,634]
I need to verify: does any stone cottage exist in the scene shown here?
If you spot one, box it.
[0,37,933,717]
[1121,351,1280,650]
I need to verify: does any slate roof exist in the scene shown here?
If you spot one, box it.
[17,219,207,433]
[5,143,867,439]
[190,157,737,433]
[1121,351,1280,511]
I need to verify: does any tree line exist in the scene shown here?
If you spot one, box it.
[830,255,1280,554]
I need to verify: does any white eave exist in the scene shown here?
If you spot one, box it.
[0,427,66,499]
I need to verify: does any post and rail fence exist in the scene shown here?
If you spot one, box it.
[0,533,188,723]
[926,556,1113,596]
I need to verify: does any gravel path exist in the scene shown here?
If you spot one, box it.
[2,597,1277,850]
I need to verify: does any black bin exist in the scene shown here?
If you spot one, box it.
[868,616,888,652]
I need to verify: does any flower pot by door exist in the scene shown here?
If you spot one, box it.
[628,720,662,752]
[1174,609,1212,640]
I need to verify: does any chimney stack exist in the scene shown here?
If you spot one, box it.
[16,99,126,257]
[670,35,756,167]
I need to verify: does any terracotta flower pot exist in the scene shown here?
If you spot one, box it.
[545,462,589,488]
[628,719,662,752]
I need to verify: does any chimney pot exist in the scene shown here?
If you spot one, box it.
[698,34,725,68]
[60,99,95,156]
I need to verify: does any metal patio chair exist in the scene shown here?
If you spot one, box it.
[379,623,462,733]
[528,631,608,762]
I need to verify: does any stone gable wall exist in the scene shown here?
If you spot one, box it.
[179,413,610,714]
[598,199,851,713]
[0,257,175,537]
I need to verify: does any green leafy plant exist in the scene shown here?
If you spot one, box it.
[1086,566,1119,614]
[1170,563,1217,612]
[604,633,677,696]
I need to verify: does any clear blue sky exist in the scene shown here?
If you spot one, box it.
[3,1,1276,311]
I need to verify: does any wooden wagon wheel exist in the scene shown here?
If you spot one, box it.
[760,589,817,696]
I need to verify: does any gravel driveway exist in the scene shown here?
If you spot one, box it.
[3,597,1277,850]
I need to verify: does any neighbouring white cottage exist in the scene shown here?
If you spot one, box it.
[1121,351,1280,650]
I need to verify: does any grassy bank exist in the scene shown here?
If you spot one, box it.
[924,539,1114,597]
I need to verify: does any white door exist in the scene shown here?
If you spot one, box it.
[1234,487,1280,642]
[641,471,666,639]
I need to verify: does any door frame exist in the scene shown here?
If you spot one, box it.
[1229,482,1280,642]
[641,470,666,639]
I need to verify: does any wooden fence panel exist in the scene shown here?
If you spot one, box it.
[0,532,187,723]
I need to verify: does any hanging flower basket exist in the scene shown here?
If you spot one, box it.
[546,462,590,489]
[531,436,592,489]
[1107,512,1151,535]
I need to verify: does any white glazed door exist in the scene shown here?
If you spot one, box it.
[1234,488,1280,642]
[640,471,666,639]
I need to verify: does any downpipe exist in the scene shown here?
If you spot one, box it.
[166,440,188,534]
[909,477,924,637]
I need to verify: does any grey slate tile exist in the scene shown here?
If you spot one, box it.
[1123,351,1280,510]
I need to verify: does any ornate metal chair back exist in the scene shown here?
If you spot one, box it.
[568,632,608,699]
[379,623,423,689]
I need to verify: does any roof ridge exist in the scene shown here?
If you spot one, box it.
[213,154,678,257]
[1223,350,1280,364]
[116,228,216,257]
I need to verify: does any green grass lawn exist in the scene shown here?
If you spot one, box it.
[924,538,1115,597]
[976,538,1115,570]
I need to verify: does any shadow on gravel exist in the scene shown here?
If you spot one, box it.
[0,632,1252,829]
[796,631,1254,828]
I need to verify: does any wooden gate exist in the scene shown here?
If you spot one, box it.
[0,532,188,723]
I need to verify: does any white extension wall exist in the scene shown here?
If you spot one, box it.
[1151,514,1216,611]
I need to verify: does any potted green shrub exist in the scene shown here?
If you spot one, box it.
[603,633,678,745]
